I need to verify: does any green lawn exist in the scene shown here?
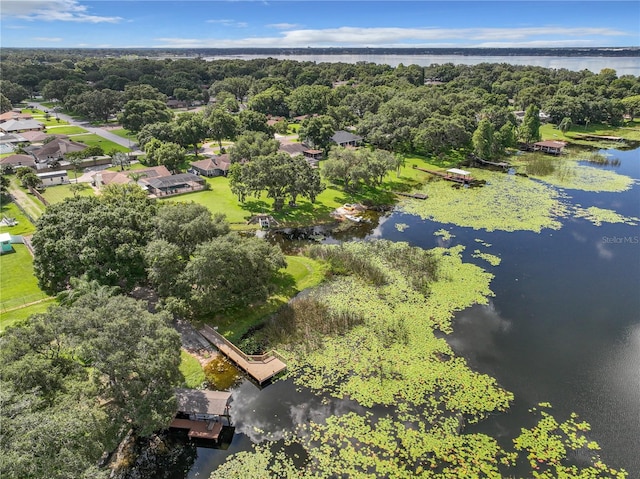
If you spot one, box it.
[0,201,36,236]
[44,125,89,135]
[72,134,130,153]
[8,178,46,219]
[40,183,94,204]
[0,299,55,333]
[203,255,328,342]
[179,350,206,388]
[109,128,138,142]
[0,244,50,312]
[540,122,640,145]
[105,162,149,172]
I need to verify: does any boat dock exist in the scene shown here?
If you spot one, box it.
[574,134,624,143]
[200,325,287,385]
[170,418,223,441]
[170,388,233,443]
[393,191,428,199]
[414,166,474,184]
[471,155,510,169]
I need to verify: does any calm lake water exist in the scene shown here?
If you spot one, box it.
[205,54,640,76]
[183,146,640,477]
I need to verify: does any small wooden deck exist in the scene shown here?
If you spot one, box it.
[471,156,510,169]
[574,134,624,142]
[393,191,428,199]
[170,418,223,441]
[200,325,286,385]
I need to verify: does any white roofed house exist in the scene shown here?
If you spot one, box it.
[36,170,69,186]
[0,119,44,134]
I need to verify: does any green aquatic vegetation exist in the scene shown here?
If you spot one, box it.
[573,206,639,226]
[203,356,241,390]
[395,222,409,232]
[401,169,565,233]
[434,229,455,241]
[514,404,627,478]
[472,250,502,266]
[286,242,507,415]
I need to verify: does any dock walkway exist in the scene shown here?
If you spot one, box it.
[414,166,474,184]
[393,191,428,200]
[170,418,223,441]
[200,325,286,385]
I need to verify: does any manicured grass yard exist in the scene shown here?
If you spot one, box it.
[40,183,94,204]
[109,128,138,142]
[44,125,89,135]
[179,350,206,388]
[540,121,640,145]
[8,178,46,219]
[72,134,130,153]
[0,201,36,236]
[0,244,50,313]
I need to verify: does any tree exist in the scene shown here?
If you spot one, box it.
[173,112,208,156]
[118,99,173,133]
[520,104,541,144]
[111,151,130,171]
[0,93,12,113]
[31,195,155,294]
[19,172,43,190]
[68,89,125,122]
[248,87,289,117]
[299,115,336,153]
[472,119,495,159]
[558,117,572,135]
[237,109,273,135]
[137,121,176,149]
[145,141,185,172]
[206,108,238,149]
[68,157,82,183]
[413,116,471,156]
[229,131,280,163]
[124,83,168,102]
[323,147,395,191]
[286,85,333,116]
[181,234,286,315]
[621,94,640,119]
[154,202,229,258]
[0,80,29,104]
[230,153,324,211]
[0,174,9,195]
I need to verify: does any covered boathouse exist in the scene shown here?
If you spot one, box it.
[169,388,232,443]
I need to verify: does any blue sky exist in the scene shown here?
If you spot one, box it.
[1,1,638,49]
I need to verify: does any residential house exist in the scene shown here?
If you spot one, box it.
[0,119,44,134]
[0,154,37,170]
[93,165,171,187]
[0,111,33,122]
[19,131,67,143]
[37,170,69,186]
[31,138,87,163]
[142,172,205,197]
[166,99,189,109]
[190,155,231,177]
[331,130,363,147]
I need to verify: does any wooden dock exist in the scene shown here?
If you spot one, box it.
[393,191,428,199]
[414,166,474,184]
[200,325,286,385]
[170,418,223,441]
[471,156,510,169]
[574,134,624,143]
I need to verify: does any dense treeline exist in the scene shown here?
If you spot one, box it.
[2,51,638,161]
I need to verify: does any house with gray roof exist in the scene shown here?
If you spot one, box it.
[331,130,363,147]
[31,138,87,162]
[142,172,205,197]
[0,119,44,133]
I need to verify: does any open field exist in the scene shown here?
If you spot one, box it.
[540,121,640,146]
[72,134,130,153]
[109,128,138,142]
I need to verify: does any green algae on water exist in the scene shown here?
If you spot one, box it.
[434,228,455,240]
[401,169,565,233]
[574,206,640,226]
[472,250,502,266]
[395,222,409,232]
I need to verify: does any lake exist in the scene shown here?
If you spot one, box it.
[181,145,639,478]
[204,53,640,76]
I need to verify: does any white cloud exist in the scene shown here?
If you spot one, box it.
[267,22,302,30]
[1,0,122,23]
[155,25,632,48]
[206,18,248,28]
[33,36,63,42]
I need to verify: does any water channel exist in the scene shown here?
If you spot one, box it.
[176,145,640,478]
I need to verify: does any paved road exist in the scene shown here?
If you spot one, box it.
[29,101,140,151]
